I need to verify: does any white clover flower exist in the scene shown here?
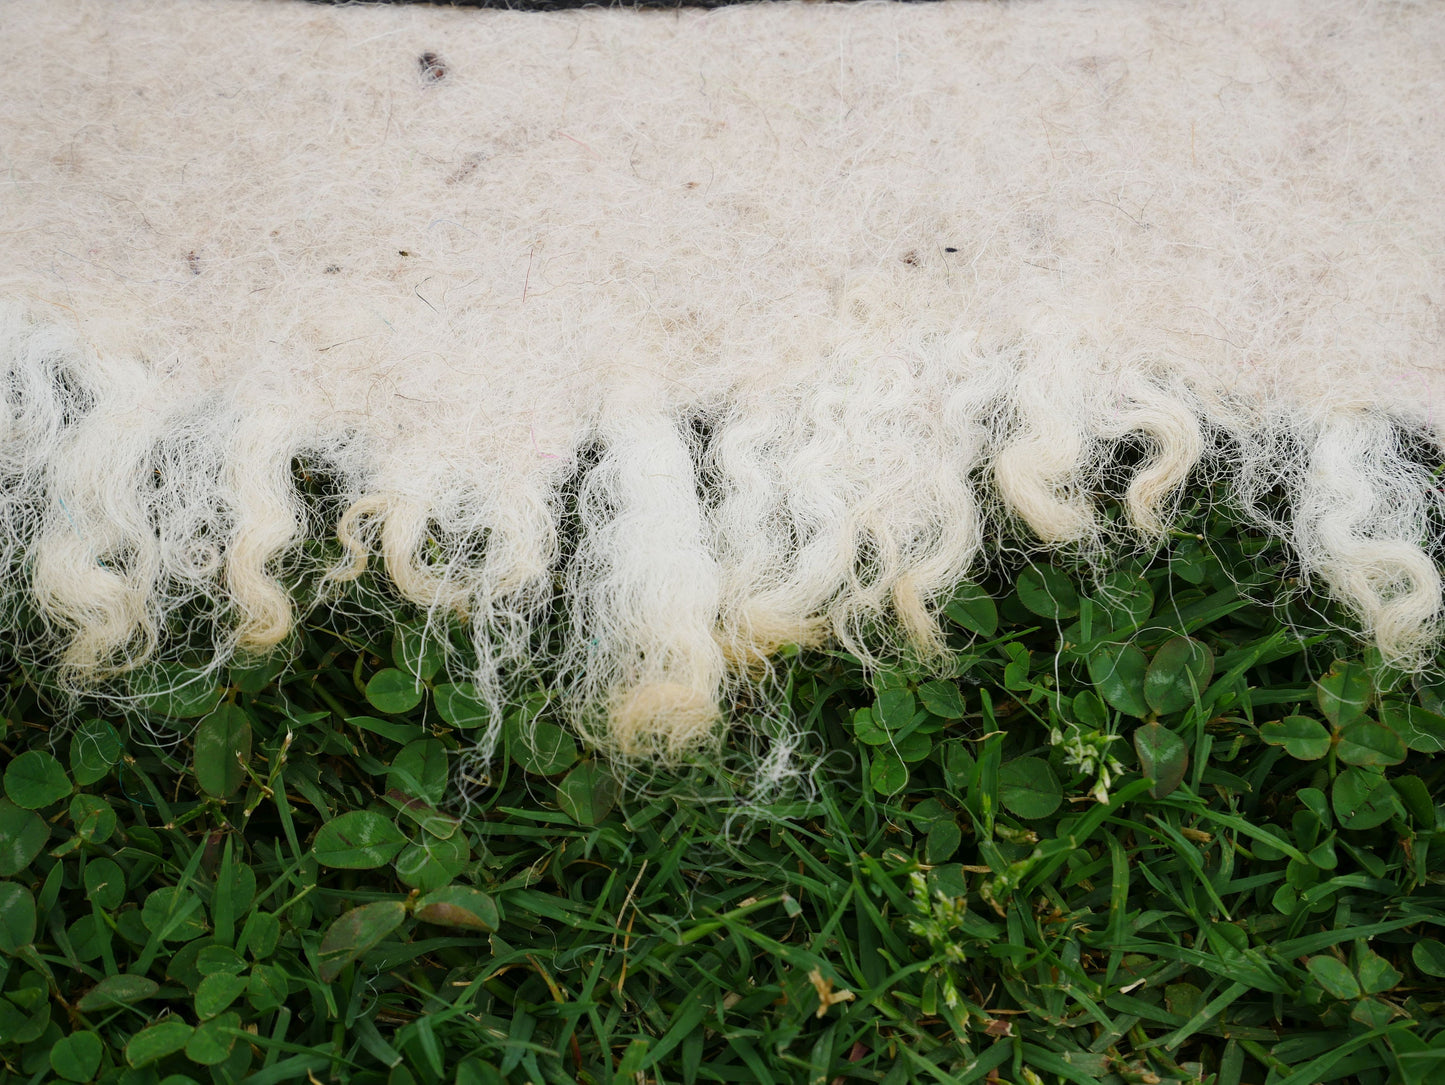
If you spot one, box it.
[1051,722,1125,803]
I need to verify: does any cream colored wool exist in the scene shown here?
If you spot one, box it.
[2,0,1444,759]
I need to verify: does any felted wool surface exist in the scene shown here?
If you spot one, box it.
[2,0,1444,758]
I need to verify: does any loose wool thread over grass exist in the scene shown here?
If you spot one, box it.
[2,0,1443,761]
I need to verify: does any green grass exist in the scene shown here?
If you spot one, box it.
[4,492,1445,1085]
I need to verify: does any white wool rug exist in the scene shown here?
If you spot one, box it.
[2,0,1443,758]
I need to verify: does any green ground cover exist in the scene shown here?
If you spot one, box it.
[3,493,1445,1085]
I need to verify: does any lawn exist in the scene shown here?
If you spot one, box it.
[3,487,1445,1085]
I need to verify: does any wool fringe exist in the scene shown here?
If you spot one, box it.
[2,304,1440,762]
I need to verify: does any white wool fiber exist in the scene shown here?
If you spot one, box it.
[2,0,1444,758]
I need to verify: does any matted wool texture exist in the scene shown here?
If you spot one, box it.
[2,0,1444,759]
